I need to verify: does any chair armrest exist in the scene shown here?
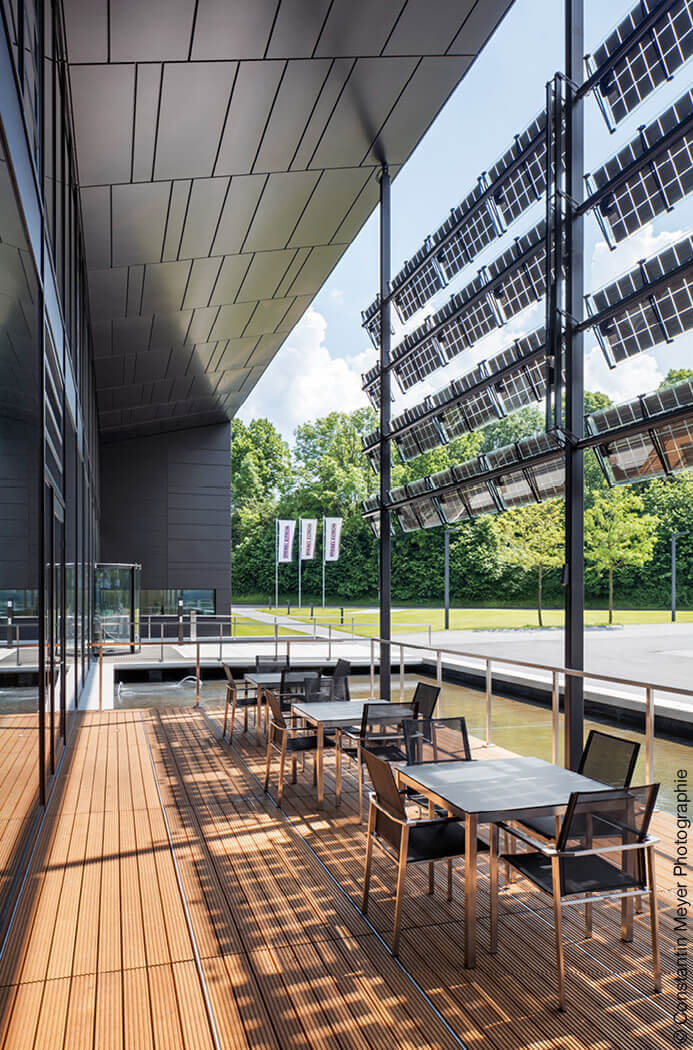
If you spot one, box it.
[496,821,557,855]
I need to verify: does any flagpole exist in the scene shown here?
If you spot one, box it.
[298,518,302,609]
[275,519,279,609]
[322,518,326,608]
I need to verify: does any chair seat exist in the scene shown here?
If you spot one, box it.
[284,735,336,754]
[407,821,489,863]
[502,850,644,897]
[516,813,560,840]
[231,694,257,708]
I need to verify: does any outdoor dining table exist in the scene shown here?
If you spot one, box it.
[245,664,339,742]
[290,699,372,807]
[394,754,612,968]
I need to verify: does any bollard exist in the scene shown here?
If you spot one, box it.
[428,624,432,646]
[310,604,314,617]
[351,617,355,638]
[287,601,291,615]
[340,606,344,626]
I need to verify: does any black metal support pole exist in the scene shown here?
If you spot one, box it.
[564,0,585,771]
[672,532,677,622]
[379,165,392,701]
[444,528,450,630]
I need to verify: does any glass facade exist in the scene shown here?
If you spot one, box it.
[0,0,100,915]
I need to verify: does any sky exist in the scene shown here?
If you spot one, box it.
[238,0,693,443]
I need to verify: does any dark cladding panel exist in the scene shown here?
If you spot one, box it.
[100,423,231,611]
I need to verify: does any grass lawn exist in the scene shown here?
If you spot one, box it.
[259,606,693,636]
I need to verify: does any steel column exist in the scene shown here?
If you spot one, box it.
[444,528,450,630]
[379,165,392,701]
[564,0,585,771]
[672,532,677,622]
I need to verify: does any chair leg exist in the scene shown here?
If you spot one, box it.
[489,825,499,953]
[551,856,566,1011]
[361,803,376,915]
[646,844,662,992]
[291,756,297,784]
[263,737,272,793]
[584,894,593,938]
[223,690,230,738]
[358,746,364,822]
[277,739,288,804]
[243,705,248,732]
[392,833,409,956]
[229,694,238,743]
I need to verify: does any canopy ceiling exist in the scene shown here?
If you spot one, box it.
[63,0,514,439]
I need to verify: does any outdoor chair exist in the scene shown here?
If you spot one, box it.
[361,749,488,955]
[255,656,289,672]
[403,716,472,765]
[493,784,661,1011]
[516,729,640,842]
[303,675,333,702]
[221,664,255,743]
[342,701,416,821]
[323,658,351,701]
[411,681,441,720]
[278,669,321,711]
[263,689,334,804]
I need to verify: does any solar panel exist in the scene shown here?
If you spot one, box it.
[589,90,693,244]
[528,455,565,500]
[462,481,498,516]
[496,469,537,509]
[393,335,446,392]
[437,489,470,524]
[392,247,446,323]
[489,113,548,226]
[587,234,693,364]
[394,416,446,462]
[588,0,693,127]
[487,222,548,321]
[436,207,498,280]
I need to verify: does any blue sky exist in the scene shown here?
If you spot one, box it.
[239,0,693,442]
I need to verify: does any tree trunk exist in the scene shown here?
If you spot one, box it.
[538,564,543,628]
[608,565,613,625]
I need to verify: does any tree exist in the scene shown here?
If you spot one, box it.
[492,500,564,625]
[659,368,693,390]
[231,418,291,512]
[584,488,659,624]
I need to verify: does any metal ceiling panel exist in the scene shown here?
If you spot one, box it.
[309,57,419,169]
[111,182,170,266]
[242,171,321,252]
[70,65,134,185]
[67,0,514,438]
[211,176,267,255]
[214,62,286,177]
[266,0,332,58]
[110,0,196,62]
[236,250,298,303]
[384,0,477,55]
[154,63,237,180]
[191,0,279,60]
[314,1,405,57]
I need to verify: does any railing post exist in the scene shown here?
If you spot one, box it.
[328,625,332,660]
[399,644,405,701]
[485,659,492,747]
[428,624,432,647]
[274,619,278,657]
[313,617,317,640]
[219,623,223,662]
[645,687,654,783]
[99,639,103,711]
[370,639,375,698]
[352,617,355,638]
[286,640,291,667]
[15,626,19,667]
[552,671,560,765]
[148,615,151,641]
[160,623,164,662]
[436,650,442,689]
[195,642,201,707]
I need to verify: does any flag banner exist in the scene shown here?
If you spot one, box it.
[277,520,296,563]
[324,517,343,562]
[300,519,318,560]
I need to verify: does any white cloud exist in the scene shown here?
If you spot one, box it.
[328,288,345,305]
[584,342,664,403]
[590,223,685,288]
[237,308,371,441]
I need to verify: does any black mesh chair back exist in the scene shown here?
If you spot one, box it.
[578,729,640,788]
[403,717,472,765]
[333,658,351,678]
[363,749,407,849]
[331,658,351,702]
[303,676,330,701]
[411,682,440,720]
[280,669,319,696]
[360,702,413,744]
[556,784,659,891]
[265,689,286,730]
[255,656,289,672]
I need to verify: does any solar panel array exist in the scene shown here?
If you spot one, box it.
[362,3,693,535]
[587,377,693,483]
[587,234,693,365]
[361,110,549,352]
[587,0,693,128]
[362,328,548,463]
[588,88,693,245]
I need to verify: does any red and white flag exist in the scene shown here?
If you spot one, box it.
[324,517,342,562]
[300,519,317,560]
[277,520,296,563]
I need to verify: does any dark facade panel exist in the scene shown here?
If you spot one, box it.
[100,423,231,613]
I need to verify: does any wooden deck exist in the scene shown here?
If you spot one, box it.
[0,715,39,916]
[0,703,682,1049]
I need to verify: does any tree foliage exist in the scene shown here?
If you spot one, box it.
[584,488,658,623]
[493,501,564,625]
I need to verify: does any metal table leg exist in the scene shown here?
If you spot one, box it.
[464,812,477,968]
